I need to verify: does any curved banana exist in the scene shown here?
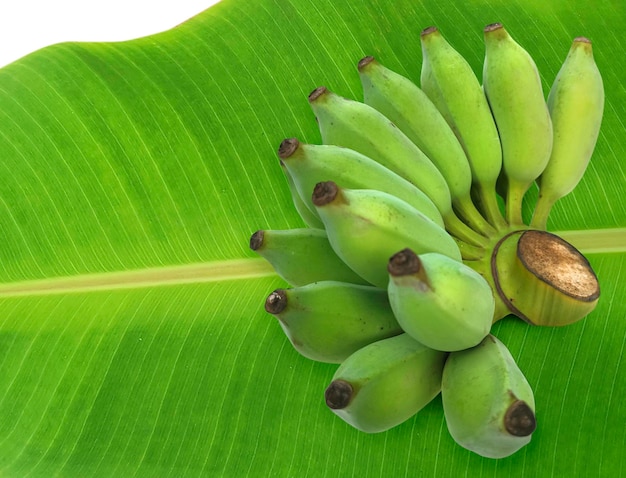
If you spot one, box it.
[280,163,325,228]
[483,23,553,225]
[278,138,444,228]
[387,249,493,351]
[308,86,450,214]
[312,181,462,288]
[358,56,495,237]
[250,228,369,286]
[264,281,402,363]
[442,334,536,459]
[420,26,506,230]
[532,37,604,229]
[308,86,486,247]
[324,333,447,433]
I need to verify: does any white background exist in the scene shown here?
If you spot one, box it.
[0,1,221,67]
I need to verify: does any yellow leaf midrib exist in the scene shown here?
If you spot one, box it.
[0,228,623,298]
[0,258,276,298]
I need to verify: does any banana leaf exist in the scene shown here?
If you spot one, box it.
[0,0,624,476]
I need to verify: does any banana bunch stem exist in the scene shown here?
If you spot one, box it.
[465,228,599,325]
[530,196,553,230]
[453,196,498,238]
[473,184,508,231]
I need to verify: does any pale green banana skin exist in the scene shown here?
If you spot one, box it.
[278,138,445,228]
[265,281,402,364]
[312,182,462,288]
[387,250,493,352]
[420,27,506,229]
[324,333,447,433]
[358,56,472,202]
[483,23,553,225]
[250,228,369,286]
[281,164,325,228]
[358,56,496,238]
[532,37,604,229]
[442,334,536,459]
[308,86,453,218]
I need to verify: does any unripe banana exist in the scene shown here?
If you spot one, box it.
[483,23,553,225]
[307,87,450,214]
[387,249,493,351]
[280,163,325,228]
[532,37,604,229]
[264,281,402,363]
[250,228,370,286]
[308,86,486,247]
[325,333,447,433]
[312,181,462,288]
[442,334,536,459]
[358,56,471,202]
[420,26,506,230]
[278,138,444,228]
[357,56,495,237]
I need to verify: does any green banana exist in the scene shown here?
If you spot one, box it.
[280,163,325,228]
[324,333,447,433]
[308,86,449,213]
[264,281,402,363]
[278,137,444,228]
[483,23,553,225]
[312,181,462,288]
[532,37,604,229]
[442,334,536,458]
[420,26,506,230]
[250,228,369,286]
[308,86,486,247]
[387,249,493,351]
[358,56,495,237]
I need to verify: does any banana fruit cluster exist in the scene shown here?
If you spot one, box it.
[250,23,604,459]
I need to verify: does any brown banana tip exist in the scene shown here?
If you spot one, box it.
[357,56,375,71]
[325,379,353,409]
[484,22,503,32]
[265,289,287,315]
[420,26,438,37]
[388,248,421,276]
[504,399,536,437]
[574,36,591,44]
[250,230,265,251]
[308,86,328,102]
[278,138,300,159]
[312,181,339,207]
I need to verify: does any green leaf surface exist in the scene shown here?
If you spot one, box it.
[0,0,624,476]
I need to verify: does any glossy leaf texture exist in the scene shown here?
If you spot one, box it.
[0,0,624,476]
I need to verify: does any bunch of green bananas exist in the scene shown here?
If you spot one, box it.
[250,23,604,459]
